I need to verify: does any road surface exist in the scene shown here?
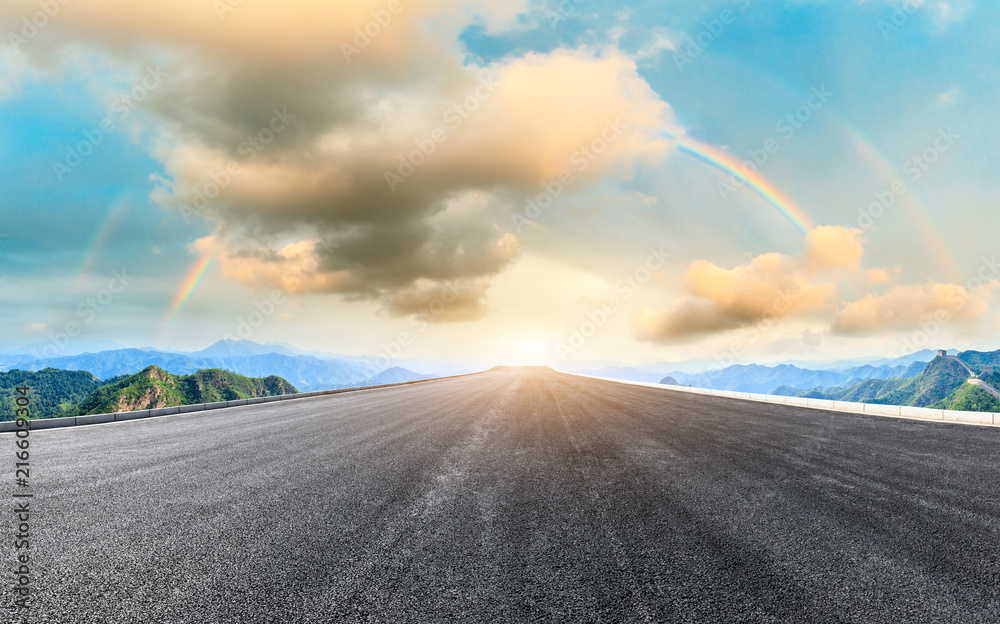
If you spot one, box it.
[5,367,1000,623]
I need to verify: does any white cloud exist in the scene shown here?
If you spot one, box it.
[930,0,973,30]
[936,88,960,105]
[636,33,677,61]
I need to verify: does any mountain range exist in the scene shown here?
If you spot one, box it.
[0,365,300,421]
[66,366,298,416]
[0,340,467,393]
[772,351,1000,412]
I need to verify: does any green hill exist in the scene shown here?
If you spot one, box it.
[904,356,969,407]
[0,368,105,421]
[65,366,298,417]
[780,355,1000,411]
[933,383,1000,412]
[957,350,1000,370]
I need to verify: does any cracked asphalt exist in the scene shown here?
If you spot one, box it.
[6,366,1000,623]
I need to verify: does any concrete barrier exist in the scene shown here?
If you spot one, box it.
[115,410,149,421]
[568,373,998,428]
[863,404,901,417]
[28,416,76,430]
[76,413,115,426]
[4,370,485,433]
[900,406,943,420]
[946,410,993,425]
[834,401,861,412]
[807,398,836,409]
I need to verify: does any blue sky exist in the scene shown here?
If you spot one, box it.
[0,0,996,365]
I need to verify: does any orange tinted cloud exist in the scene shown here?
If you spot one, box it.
[803,225,864,272]
[633,226,863,341]
[832,281,997,335]
[2,1,670,320]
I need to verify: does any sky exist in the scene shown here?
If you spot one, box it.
[0,0,997,367]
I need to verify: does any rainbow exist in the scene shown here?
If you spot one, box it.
[846,129,964,283]
[661,47,964,282]
[162,255,214,325]
[663,131,815,236]
[76,200,131,283]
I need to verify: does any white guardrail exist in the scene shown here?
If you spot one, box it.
[0,372,484,434]
[565,373,1000,427]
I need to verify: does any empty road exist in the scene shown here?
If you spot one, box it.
[6,367,1000,623]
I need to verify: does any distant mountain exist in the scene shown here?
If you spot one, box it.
[954,350,1000,370]
[660,376,681,386]
[558,350,942,381]
[191,339,297,358]
[1,348,369,392]
[365,367,436,385]
[0,369,105,421]
[775,349,949,371]
[66,366,297,416]
[656,361,926,395]
[777,353,1000,412]
[0,343,484,393]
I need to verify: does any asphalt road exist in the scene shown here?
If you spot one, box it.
[6,367,1000,623]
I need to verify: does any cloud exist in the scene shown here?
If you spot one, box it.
[632,221,1000,342]
[876,0,973,31]
[936,88,960,105]
[803,225,864,272]
[832,281,997,335]
[633,223,997,343]
[633,227,860,342]
[1,1,670,321]
[866,268,893,285]
[929,0,973,30]
[0,1,527,65]
[636,33,677,61]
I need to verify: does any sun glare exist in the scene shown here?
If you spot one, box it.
[510,338,550,366]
